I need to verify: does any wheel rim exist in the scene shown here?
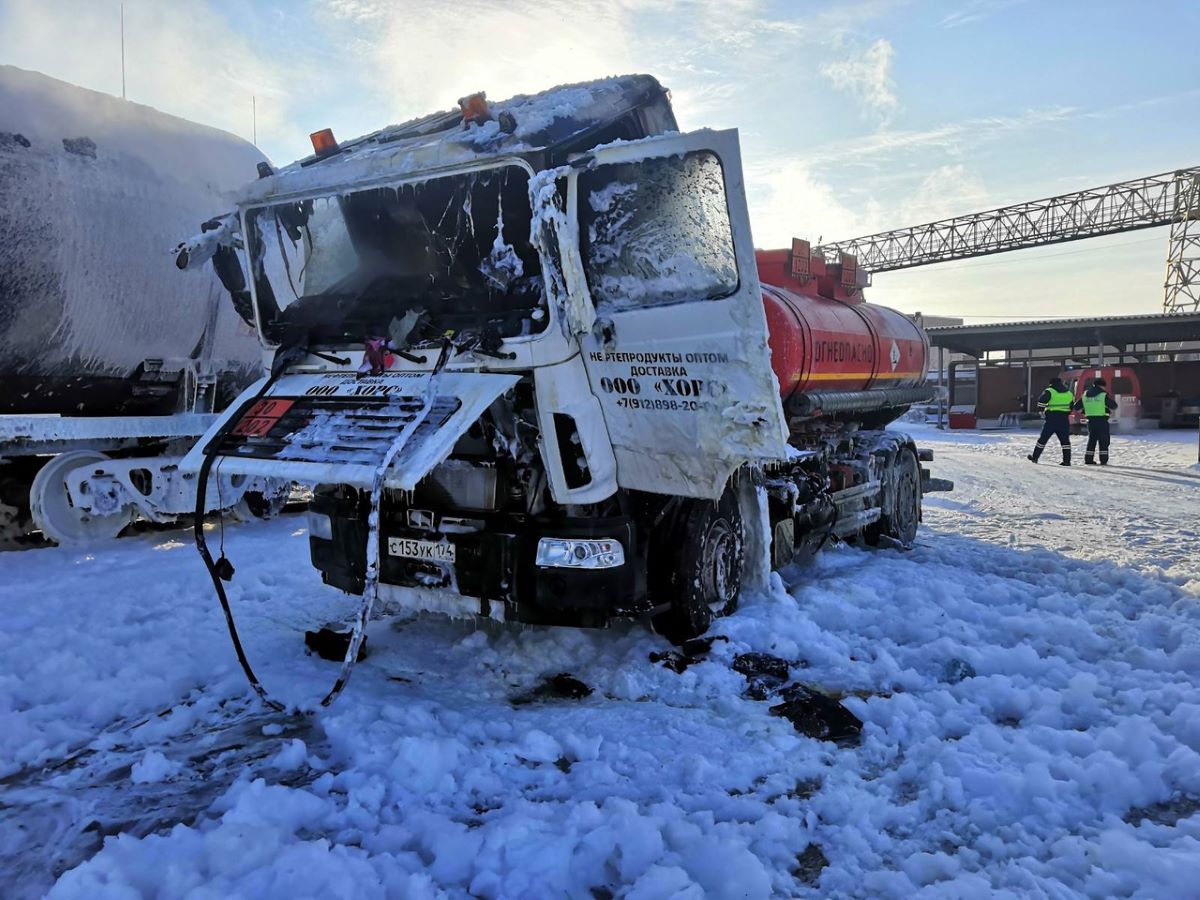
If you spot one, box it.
[701,516,739,607]
[29,451,134,545]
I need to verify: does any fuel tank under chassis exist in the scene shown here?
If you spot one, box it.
[761,284,929,403]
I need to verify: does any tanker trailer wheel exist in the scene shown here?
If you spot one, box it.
[866,448,920,549]
[29,451,135,545]
[651,487,744,645]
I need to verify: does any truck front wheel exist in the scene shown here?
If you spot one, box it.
[651,488,744,645]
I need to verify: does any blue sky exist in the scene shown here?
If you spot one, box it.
[2,0,1197,320]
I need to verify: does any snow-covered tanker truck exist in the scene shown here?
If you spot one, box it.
[178,75,950,648]
[0,66,285,546]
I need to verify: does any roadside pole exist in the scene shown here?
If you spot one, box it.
[938,346,946,430]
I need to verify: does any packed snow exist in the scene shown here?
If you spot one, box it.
[1,426,1198,898]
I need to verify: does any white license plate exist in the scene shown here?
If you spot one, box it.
[387,536,456,563]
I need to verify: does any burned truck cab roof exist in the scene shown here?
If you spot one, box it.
[241,74,676,206]
[208,75,679,356]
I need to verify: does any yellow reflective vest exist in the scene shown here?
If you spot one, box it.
[1082,391,1110,417]
[1044,387,1073,413]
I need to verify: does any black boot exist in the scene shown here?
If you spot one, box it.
[1084,453,1097,465]
[1028,443,1044,463]
[1060,448,1071,467]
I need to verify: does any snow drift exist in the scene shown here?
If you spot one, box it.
[1,427,1197,897]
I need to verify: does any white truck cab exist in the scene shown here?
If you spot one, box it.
[179,76,938,644]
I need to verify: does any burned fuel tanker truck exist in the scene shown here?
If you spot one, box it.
[0,66,285,546]
[179,75,950,654]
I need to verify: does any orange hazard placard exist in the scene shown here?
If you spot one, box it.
[231,398,295,437]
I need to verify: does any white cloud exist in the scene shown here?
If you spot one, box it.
[897,163,991,225]
[0,0,1173,322]
[321,0,390,22]
[305,0,917,253]
[820,38,898,124]
[743,155,884,249]
[354,0,637,123]
[797,105,1078,168]
[743,156,994,249]
[939,0,1029,29]
[314,0,913,130]
[4,0,894,246]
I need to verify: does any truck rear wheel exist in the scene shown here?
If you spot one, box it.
[651,487,744,645]
[867,447,920,549]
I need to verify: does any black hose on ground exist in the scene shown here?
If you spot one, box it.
[193,373,289,713]
[193,351,414,712]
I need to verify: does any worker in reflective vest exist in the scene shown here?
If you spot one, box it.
[1073,377,1117,465]
[1028,377,1074,465]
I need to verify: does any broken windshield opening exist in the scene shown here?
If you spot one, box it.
[578,150,738,312]
[248,165,547,348]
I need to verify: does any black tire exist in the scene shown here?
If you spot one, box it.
[651,486,744,645]
[868,447,920,548]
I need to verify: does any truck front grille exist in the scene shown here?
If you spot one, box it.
[217,395,460,466]
[416,462,500,511]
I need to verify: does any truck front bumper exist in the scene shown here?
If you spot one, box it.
[307,491,642,627]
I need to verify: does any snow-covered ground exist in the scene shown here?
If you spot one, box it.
[2,427,1198,898]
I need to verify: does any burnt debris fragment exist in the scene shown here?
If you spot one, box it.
[649,635,728,673]
[510,672,593,705]
[729,652,861,741]
[941,657,977,684]
[648,650,690,673]
[0,132,32,149]
[732,652,791,700]
[304,626,369,662]
[769,684,862,743]
[792,843,830,885]
[62,136,97,158]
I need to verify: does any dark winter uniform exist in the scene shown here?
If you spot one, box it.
[1028,378,1073,465]
[1072,380,1118,465]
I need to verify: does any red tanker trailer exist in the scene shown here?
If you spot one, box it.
[178,75,948,706]
[759,241,929,400]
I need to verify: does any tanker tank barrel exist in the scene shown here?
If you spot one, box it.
[1,66,267,419]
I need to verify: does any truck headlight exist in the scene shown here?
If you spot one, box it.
[307,510,333,541]
[535,537,625,569]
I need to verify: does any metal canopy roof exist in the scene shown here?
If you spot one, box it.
[925,312,1200,356]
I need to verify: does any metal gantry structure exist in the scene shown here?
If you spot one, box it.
[1164,170,1200,313]
[815,166,1200,313]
